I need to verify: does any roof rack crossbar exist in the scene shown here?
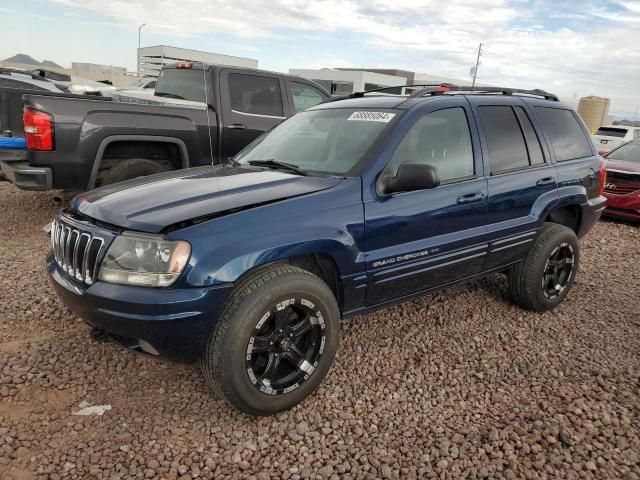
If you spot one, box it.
[319,83,452,104]
[407,84,558,101]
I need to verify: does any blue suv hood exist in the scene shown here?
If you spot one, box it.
[71,165,341,233]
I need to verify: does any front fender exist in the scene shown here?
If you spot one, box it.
[168,177,365,287]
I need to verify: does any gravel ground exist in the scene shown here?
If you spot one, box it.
[0,182,639,480]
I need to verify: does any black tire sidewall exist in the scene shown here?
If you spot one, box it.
[101,158,169,185]
[528,227,580,310]
[217,272,339,415]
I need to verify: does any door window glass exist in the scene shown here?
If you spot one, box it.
[290,82,327,112]
[388,107,474,181]
[535,107,593,161]
[229,73,283,117]
[479,106,530,173]
[514,106,545,165]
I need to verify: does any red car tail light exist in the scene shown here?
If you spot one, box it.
[598,160,607,196]
[23,108,54,151]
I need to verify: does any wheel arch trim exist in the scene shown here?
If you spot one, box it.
[87,135,190,189]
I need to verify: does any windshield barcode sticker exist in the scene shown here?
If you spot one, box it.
[347,111,396,123]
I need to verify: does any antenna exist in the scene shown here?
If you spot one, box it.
[202,57,215,166]
[471,43,483,90]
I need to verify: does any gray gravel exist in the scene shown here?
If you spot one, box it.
[1,182,639,480]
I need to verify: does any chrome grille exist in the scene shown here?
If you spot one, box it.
[51,218,105,284]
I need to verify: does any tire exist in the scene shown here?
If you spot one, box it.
[201,264,340,415]
[509,222,580,312]
[97,158,171,186]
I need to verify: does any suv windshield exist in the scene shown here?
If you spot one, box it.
[607,142,640,163]
[155,68,207,103]
[235,109,397,175]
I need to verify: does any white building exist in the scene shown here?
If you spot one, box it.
[138,45,258,78]
[289,68,407,95]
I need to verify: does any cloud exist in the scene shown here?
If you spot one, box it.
[47,0,639,112]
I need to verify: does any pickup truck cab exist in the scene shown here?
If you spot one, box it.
[47,85,607,415]
[3,63,329,191]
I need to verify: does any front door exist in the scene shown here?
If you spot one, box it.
[364,99,489,306]
[219,69,288,160]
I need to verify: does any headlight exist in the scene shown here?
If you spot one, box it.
[98,232,191,287]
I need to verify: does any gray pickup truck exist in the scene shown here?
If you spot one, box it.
[1,63,329,191]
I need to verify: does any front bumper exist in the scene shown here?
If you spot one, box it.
[47,254,233,363]
[0,155,52,190]
[603,192,640,221]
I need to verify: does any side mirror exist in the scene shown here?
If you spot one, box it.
[380,163,440,194]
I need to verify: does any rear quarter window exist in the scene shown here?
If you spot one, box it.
[535,107,593,161]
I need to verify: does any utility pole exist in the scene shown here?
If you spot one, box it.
[471,43,483,90]
[137,23,146,77]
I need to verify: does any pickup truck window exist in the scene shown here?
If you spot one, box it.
[289,82,327,112]
[480,106,531,174]
[235,108,393,174]
[229,74,284,117]
[535,107,593,161]
[155,69,207,103]
[388,107,474,181]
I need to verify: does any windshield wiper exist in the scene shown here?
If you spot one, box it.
[248,159,308,176]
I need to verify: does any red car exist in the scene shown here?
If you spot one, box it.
[603,140,640,221]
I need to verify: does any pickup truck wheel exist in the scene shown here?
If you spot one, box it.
[201,264,340,415]
[97,158,171,186]
[508,223,580,312]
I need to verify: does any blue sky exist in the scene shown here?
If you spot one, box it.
[2,0,639,116]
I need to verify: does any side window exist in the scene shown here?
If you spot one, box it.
[514,106,545,165]
[389,107,474,182]
[478,106,529,173]
[0,78,44,90]
[228,74,283,117]
[290,82,327,112]
[535,107,593,161]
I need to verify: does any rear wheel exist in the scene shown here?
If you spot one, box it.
[509,223,580,311]
[201,264,340,415]
[97,158,172,186]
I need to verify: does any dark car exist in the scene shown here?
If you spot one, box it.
[602,140,640,221]
[47,85,606,415]
[1,63,329,191]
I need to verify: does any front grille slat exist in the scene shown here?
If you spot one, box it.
[51,217,106,286]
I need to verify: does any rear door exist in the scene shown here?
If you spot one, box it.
[364,98,489,306]
[469,97,558,270]
[219,70,288,159]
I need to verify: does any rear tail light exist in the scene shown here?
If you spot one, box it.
[23,108,53,151]
[176,62,193,69]
[597,160,607,196]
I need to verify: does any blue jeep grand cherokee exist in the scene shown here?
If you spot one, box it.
[47,85,607,415]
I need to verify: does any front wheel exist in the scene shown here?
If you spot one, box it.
[509,222,580,312]
[201,264,340,415]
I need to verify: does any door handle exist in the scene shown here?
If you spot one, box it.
[227,123,247,130]
[457,192,485,204]
[536,176,555,187]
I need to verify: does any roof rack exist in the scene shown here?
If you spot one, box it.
[407,84,559,101]
[320,84,447,104]
[320,83,558,104]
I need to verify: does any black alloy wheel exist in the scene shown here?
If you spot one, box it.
[541,242,575,299]
[246,299,325,395]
